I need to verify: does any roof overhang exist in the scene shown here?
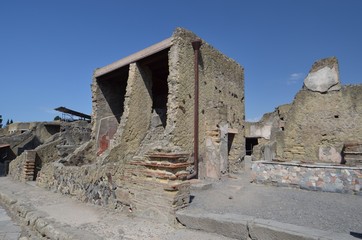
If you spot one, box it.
[0,144,10,149]
[94,37,173,78]
[55,107,91,120]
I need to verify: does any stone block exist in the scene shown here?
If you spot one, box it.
[319,146,342,163]
[303,57,341,93]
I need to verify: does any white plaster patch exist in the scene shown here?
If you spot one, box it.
[304,66,340,92]
[318,146,342,163]
[250,125,272,140]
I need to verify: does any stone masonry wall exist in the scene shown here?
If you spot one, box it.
[248,58,362,164]
[34,28,244,224]
[169,28,245,174]
[106,63,153,163]
[37,157,190,224]
[252,161,361,195]
[281,85,362,162]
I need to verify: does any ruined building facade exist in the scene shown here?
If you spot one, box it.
[9,28,245,222]
[247,57,362,166]
[92,28,245,178]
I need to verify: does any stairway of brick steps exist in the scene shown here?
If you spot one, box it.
[22,150,36,181]
[122,152,192,222]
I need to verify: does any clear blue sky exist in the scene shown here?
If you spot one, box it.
[1,0,361,123]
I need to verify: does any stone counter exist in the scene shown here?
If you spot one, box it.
[251,161,361,195]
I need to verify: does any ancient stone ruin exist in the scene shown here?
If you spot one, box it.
[5,30,361,228]
[0,122,62,177]
[91,28,245,177]
[246,57,362,194]
[246,57,362,164]
[8,28,245,222]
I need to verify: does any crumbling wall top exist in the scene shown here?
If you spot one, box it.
[303,56,341,93]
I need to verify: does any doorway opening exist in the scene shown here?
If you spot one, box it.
[246,137,259,156]
[139,48,169,128]
[228,133,235,156]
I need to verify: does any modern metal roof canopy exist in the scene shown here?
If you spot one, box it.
[55,107,91,120]
[94,37,173,78]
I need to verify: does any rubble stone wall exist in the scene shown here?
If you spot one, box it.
[91,28,245,176]
[33,28,244,222]
[36,159,190,224]
[37,162,124,208]
[170,28,245,173]
[106,63,153,162]
[282,85,362,161]
[247,57,362,164]
[9,121,91,181]
[252,161,361,195]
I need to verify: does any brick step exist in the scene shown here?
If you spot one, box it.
[131,160,190,169]
[24,166,35,169]
[127,166,189,180]
[344,152,362,155]
[23,168,34,171]
[344,158,362,166]
[145,152,190,163]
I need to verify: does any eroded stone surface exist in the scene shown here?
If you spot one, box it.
[318,145,342,163]
[303,57,341,93]
[246,57,362,164]
[7,28,245,225]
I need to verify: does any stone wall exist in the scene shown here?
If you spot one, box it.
[281,85,362,162]
[252,161,361,195]
[248,57,362,164]
[91,28,245,179]
[9,121,91,181]
[36,154,191,224]
[169,28,245,176]
[32,28,245,224]
[0,122,61,156]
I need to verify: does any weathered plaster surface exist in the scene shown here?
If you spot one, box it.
[304,66,340,92]
[24,28,246,221]
[247,57,362,163]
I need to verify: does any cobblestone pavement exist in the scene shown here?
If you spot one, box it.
[0,205,21,240]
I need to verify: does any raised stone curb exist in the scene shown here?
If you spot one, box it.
[177,210,251,239]
[176,209,356,240]
[0,191,102,240]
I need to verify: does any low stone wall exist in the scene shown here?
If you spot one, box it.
[36,157,190,224]
[251,161,361,195]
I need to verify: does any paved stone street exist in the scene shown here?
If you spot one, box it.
[177,169,362,239]
[0,177,233,240]
[0,205,21,240]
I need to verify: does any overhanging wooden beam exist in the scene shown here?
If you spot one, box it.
[94,37,173,78]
